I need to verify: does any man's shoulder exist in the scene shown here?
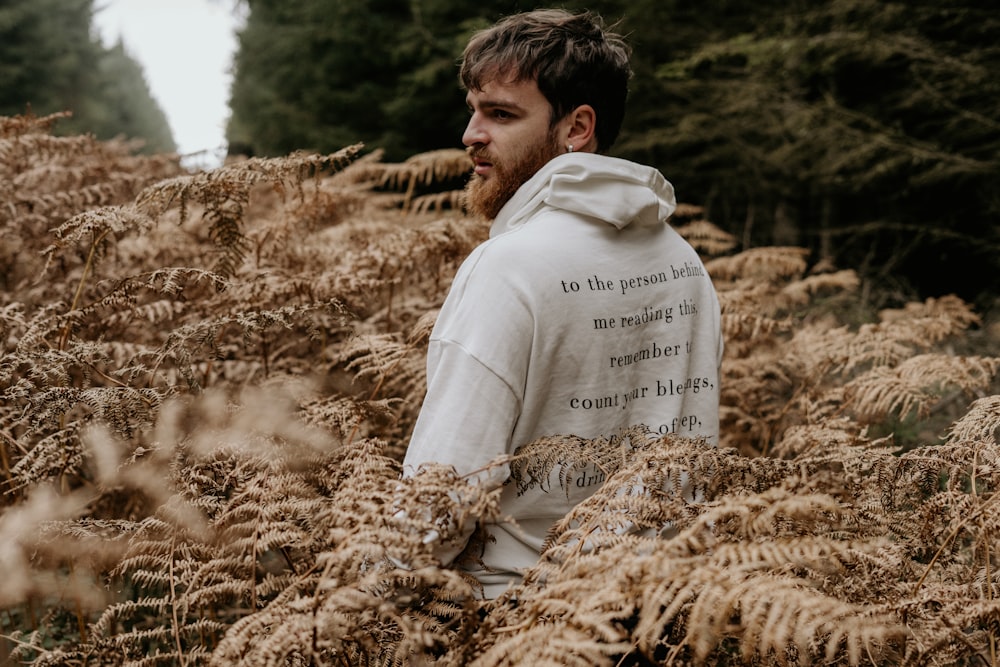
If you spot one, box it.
[475,210,565,259]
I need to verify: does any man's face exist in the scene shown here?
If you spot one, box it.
[462,76,563,220]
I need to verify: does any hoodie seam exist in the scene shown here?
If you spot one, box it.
[428,337,525,412]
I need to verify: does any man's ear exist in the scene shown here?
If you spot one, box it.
[562,104,598,153]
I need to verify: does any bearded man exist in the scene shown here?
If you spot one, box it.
[402,8,724,599]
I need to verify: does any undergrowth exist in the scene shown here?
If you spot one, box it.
[2,112,999,665]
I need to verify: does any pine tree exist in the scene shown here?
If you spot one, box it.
[227,0,523,160]
[615,0,1000,304]
[0,0,176,152]
[0,0,101,129]
[94,41,176,154]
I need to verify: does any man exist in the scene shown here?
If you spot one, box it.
[402,9,723,598]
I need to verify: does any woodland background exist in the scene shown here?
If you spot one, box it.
[0,0,176,155]
[3,0,1000,665]
[3,0,998,308]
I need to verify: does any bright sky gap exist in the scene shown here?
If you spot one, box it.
[93,0,243,168]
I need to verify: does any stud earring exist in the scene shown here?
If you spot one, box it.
[567,144,574,153]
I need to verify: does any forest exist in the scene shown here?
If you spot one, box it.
[225,0,1000,307]
[2,0,1000,665]
[0,0,175,154]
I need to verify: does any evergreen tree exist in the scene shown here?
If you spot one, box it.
[228,0,408,157]
[225,0,999,303]
[226,0,522,160]
[94,41,176,154]
[616,0,1000,303]
[0,0,175,153]
[0,0,101,132]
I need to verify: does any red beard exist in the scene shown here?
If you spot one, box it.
[464,131,561,220]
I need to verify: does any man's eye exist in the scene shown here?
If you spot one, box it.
[493,110,512,120]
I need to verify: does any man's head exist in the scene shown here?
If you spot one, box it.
[461,10,631,153]
[460,9,631,219]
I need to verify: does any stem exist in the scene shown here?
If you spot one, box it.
[169,536,187,667]
[0,430,15,486]
[69,564,88,644]
[261,333,270,377]
[59,229,110,351]
[972,453,997,666]
[385,281,395,333]
[913,491,1000,596]
[251,522,259,611]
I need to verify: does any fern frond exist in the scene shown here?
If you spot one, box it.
[0,134,102,175]
[715,574,904,666]
[0,110,73,139]
[376,148,470,191]
[213,447,497,667]
[878,294,980,339]
[705,246,810,282]
[945,394,1000,444]
[780,269,860,306]
[8,425,83,490]
[898,598,1000,667]
[135,145,363,277]
[674,218,738,257]
[411,189,465,214]
[332,332,427,425]
[473,619,629,667]
[842,354,1000,423]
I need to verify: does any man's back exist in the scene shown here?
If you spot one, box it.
[404,153,722,595]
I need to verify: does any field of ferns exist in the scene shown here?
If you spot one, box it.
[2,111,1000,666]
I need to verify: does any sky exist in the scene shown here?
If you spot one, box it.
[92,0,244,168]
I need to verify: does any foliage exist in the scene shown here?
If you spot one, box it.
[227,0,1000,308]
[614,0,1000,306]
[228,0,526,161]
[93,41,176,155]
[0,0,175,153]
[2,117,1000,666]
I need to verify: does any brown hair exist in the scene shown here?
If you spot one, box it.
[460,9,631,153]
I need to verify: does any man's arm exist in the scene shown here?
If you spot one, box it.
[405,337,520,483]
[400,338,521,564]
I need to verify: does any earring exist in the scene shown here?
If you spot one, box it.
[567,144,574,153]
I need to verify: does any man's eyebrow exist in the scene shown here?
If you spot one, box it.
[467,96,527,113]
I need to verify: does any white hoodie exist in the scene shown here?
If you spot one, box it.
[403,152,723,597]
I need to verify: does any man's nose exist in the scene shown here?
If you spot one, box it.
[462,114,488,147]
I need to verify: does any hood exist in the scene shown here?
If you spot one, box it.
[489,152,677,238]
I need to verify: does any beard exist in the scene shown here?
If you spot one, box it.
[464,130,561,220]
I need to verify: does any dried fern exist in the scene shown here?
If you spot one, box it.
[135,145,362,278]
[5,117,1000,666]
